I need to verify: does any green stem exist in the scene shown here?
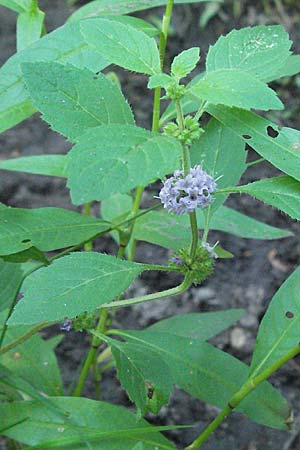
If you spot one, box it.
[194,101,208,122]
[189,212,199,259]
[176,99,199,259]
[0,322,47,355]
[83,203,92,252]
[246,157,265,168]
[185,343,300,449]
[129,0,174,259]
[100,276,191,309]
[73,309,109,397]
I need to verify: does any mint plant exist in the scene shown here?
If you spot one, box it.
[1,0,300,448]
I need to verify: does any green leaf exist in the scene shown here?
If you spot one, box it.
[171,47,200,80]
[0,259,23,313]
[69,0,223,22]
[190,118,246,212]
[108,310,243,415]
[17,7,45,52]
[269,54,300,81]
[0,398,175,449]
[0,21,108,134]
[250,267,300,379]
[233,176,300,220]
[101,193,133,223]
[80,18,161,75]
[133,206,291,251]
[103,15,160,38]
[67,125,182,204]
[190,69,283,111]
[2,246,49,264]
[1,328,63,396]
[0,155,67,177]
[114,329,290,430]
[8,252,146,325]
[206,25,292,82]
[148,74,173,89]
[0,206,109,255]
[207,206,292,240]
[22,62,134,141]
[207,104,300,182]
[0,0,31,13]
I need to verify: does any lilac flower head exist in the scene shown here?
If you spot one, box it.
[61,319,72,332]
[171,255,183,265]
[159,165,217,215]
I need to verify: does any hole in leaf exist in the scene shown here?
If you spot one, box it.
[21,239,31,243]
[285,311,294,319]
[243,134,252,140]
[267,126,279,138]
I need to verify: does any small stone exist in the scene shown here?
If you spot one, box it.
[230,327,247,350]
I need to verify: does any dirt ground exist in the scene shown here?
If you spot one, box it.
[1,1,300,449]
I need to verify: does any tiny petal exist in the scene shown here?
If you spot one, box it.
[61,319,72,332]
[158,165,217,215]
[202,242,218,259]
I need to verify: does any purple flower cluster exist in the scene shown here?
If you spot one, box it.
[159,165,217,215]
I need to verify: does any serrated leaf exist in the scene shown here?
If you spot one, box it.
[0,398,175,449]
[67,125,182,204]
[190,69,283,111]
[171,47,200,80]
[0,206,109,255]
[69,0,222,22]
[1,328,63,396]
[17,7,45,52]
[233,176,300,220]
[22,62,134,141]
[0,155,67,177]
[148,74,173,89]
[8,252,146,325]
[107,310,243,415]
[190,118,246,213]
[114,329,290,430]
[81,18,161,75]
[0,259,23,313]
[133,206,291,251]
[207,104,300,182]
[250,267,300,379]
[206,25,292,82]
[0,21,108,134]
[0,0,30,12]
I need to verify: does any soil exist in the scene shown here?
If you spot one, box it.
[1,1,300,449]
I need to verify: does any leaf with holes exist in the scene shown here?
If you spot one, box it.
[207,105,300,182]
[0,398,176,449]
[66,125,182,204]
[80,18,161,75]
[8,252,146,325]
[69,0,222,22]
[0,21,108,134]
[206,25,292,82]
[112,328,290,430]
[0,206,109,255]
[0,155,67,177]
[22,62,134,141]
[0,259,23,313]
[189,69,283,111]
[250,267,300,378]
[105,310,244,415]
[190,118,246,212]
[232,176,300,220]
[132,206,291,251]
